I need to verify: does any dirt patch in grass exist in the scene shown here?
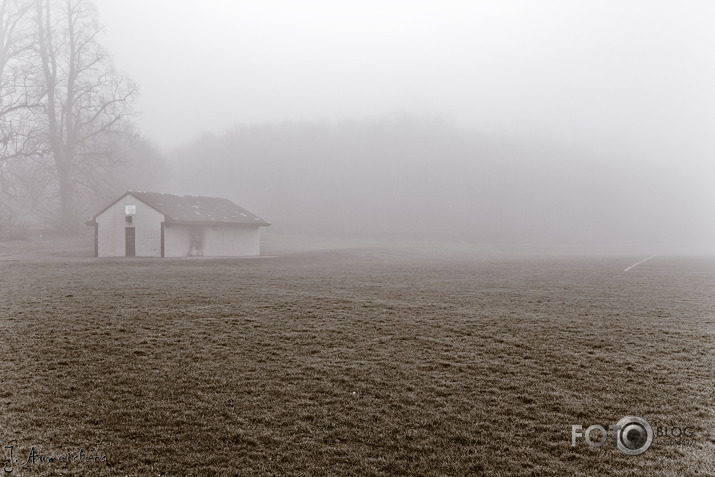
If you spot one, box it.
[1,247,713,475]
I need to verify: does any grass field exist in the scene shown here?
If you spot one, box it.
[0,233,713,476]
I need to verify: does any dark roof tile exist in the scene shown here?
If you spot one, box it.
[90,191,270,226]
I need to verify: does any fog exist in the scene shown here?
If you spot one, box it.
[72,2,715,250]
[160,118,713,250]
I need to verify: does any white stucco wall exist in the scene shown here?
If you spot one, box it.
[164,224,261,257]
[95,194,164,257]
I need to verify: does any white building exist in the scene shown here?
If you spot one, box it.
[86,191,270,257]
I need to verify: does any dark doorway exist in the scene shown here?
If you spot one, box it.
[125,227,135,257]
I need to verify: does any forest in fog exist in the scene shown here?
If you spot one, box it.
[1,0,713,252]
[165,117,709,248]
[3,111,712,249]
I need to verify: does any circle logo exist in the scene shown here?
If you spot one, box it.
[615,416,653,455]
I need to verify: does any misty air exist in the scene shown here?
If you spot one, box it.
[0,1,712,475]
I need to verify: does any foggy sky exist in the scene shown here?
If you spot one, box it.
[87,1,715,251]
[94,1,714,170]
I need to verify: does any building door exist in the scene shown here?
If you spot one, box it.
[125,227,135,257]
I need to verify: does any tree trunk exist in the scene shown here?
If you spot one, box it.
[55,154,75,232]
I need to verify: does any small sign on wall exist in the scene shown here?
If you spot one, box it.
[125,205,136,215]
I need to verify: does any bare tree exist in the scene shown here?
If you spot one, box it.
[0,0,40,164]
[34,0,135,230]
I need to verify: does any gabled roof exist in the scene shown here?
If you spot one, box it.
[87,191,270,226]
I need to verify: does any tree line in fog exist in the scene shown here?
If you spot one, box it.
[0,1,709,249]
[166,117,707,248]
